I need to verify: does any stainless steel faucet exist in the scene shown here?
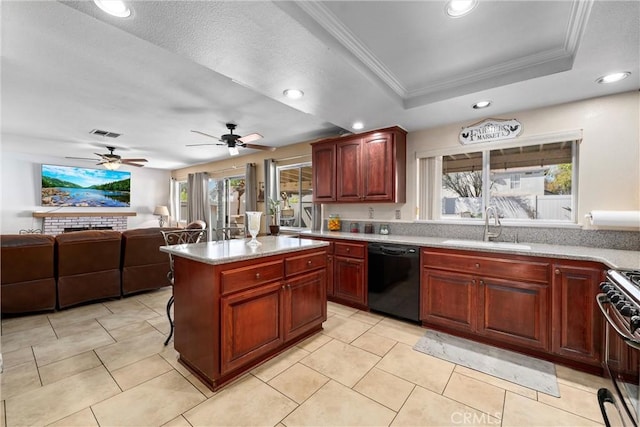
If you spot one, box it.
[483,206,502,242]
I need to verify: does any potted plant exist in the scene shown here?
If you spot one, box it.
[267,198,281,236]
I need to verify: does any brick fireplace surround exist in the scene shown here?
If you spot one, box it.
[33,212,136,235]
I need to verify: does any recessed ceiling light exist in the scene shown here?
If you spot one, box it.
[472,100,491,109]
[596,72,631,84]
[445,0,478,18]
[94,0,131,18]
[283,89,304,99]
[352,121,364,130]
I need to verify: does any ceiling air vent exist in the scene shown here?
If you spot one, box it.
[90,129,121,138]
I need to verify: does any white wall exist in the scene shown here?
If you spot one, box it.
[0,150,171,234]
[406,91,640,227]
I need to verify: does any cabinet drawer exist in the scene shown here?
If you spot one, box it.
[221,260,283,295]
[285,251,327,277]
[423,250,549,283]
[334,242,365,259]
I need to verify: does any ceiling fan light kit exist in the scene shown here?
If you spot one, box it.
[66,145,148,169]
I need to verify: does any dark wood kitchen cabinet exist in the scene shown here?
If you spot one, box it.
[333,241,367,308]
[311,126,406,203]
[552,261,604,366]
[421,248,551,351]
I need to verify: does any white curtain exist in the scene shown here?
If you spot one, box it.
[187,172,210,231]
[169,178,179,226]
[264,158,277,226]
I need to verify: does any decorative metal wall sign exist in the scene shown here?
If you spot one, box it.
[459,118,522,145]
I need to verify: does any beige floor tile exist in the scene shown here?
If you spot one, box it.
[368,318,426,346]
[268,362,330,403]
[147,314,171,335]
[161,415,192,427]
[1,346,34,370]
[0,360,41,400]
[555,364,612,393]
[1,313,51,335]
[185,373,215,398]
[283,379,396,426]
[110,354,173,390]
[349,310,384,325]
[1,324,57,353]
[158,346,193,378]
[92,370,204,426]
[1,401,5,427]
[95,330,165,371]
[107,319,162,342]
[537,382,604,422]
[47,407,99,426]
[454,365,537,399]
[444,371,506,415]
[39,351,102,385]
[53,318,105,338]
[184,375,297,426]
[102,297,152,314]
[376,343,454,393]
[354,367,414,411]
[327,301,359,317]
[97,307,162,331]
[48,303,112,329]
[33,327,115,367]
[392,385,500,426]
[351,331,397,356]
[502,391,602,426]
[321,315,372,343]
[4,366,120,427]
[296,332,332,352]
[251,346,310,382]
[301,339,380,387]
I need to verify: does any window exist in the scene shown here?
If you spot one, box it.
[178,181,188,222]
[276,163,313,229]
[418,136,578,223]
[209,175,246,239]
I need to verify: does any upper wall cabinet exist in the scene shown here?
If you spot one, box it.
[311,126,407,203]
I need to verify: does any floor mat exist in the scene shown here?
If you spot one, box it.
[414,329,560,397]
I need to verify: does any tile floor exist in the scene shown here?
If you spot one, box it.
[1,287,608,426]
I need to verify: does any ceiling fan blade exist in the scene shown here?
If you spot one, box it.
[243,143,276,152]
[95,153,110,159]
[121,158,148,162]
[191,130,221,140]
[65,156,97,161]
[186,143,220,147]
[239,133,263,144]
[121,161,145,167]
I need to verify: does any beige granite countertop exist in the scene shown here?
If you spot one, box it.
[160,236,329,265]
[300,231,640,270]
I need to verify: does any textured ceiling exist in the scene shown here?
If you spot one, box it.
[1,1,638,170]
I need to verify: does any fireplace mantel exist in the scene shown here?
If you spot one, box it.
[33,211,137,218]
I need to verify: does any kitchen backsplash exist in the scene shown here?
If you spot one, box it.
[320,219,639,251]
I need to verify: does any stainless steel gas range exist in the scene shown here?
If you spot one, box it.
[597,269,640,427]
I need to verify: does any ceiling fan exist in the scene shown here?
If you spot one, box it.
[66,146,148,170]
[188,123,275,156]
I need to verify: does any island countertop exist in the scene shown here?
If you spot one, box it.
[160,235,329,265]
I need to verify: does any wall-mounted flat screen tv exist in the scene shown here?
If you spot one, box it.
[41,164,131,207]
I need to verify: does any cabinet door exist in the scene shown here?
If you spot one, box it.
[552,264,603,364]
[421,269,476,333]
[283,270,327,342]
[312,143,336,202]
[478,277,550,351]
[336,139,362,201]
[334,256,366,305]
[362,132,394,201]
[220,282,284,374]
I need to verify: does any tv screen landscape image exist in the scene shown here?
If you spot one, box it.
[41,164,131,207]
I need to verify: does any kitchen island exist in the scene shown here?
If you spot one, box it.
[160,236,329,391]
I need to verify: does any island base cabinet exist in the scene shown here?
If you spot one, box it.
[284,270,327,342]
[478,277,549,351]
[220,282,284,375]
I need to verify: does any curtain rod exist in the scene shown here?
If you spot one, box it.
[275,154,311,162]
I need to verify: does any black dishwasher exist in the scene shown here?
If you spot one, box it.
[367,243,420,323]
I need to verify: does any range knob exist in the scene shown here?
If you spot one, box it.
[631,316,640,333]
[610,293,623,304]
[620,304,637,317]
[617,301,629,311]
[600,282,613,292]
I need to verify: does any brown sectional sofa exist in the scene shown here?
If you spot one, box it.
[0,234,57,314]
[1,227,185,314]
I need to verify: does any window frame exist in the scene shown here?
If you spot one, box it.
[276,161,313,231]
[416,130,581,225]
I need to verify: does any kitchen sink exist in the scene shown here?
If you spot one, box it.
[442,239,532,251]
